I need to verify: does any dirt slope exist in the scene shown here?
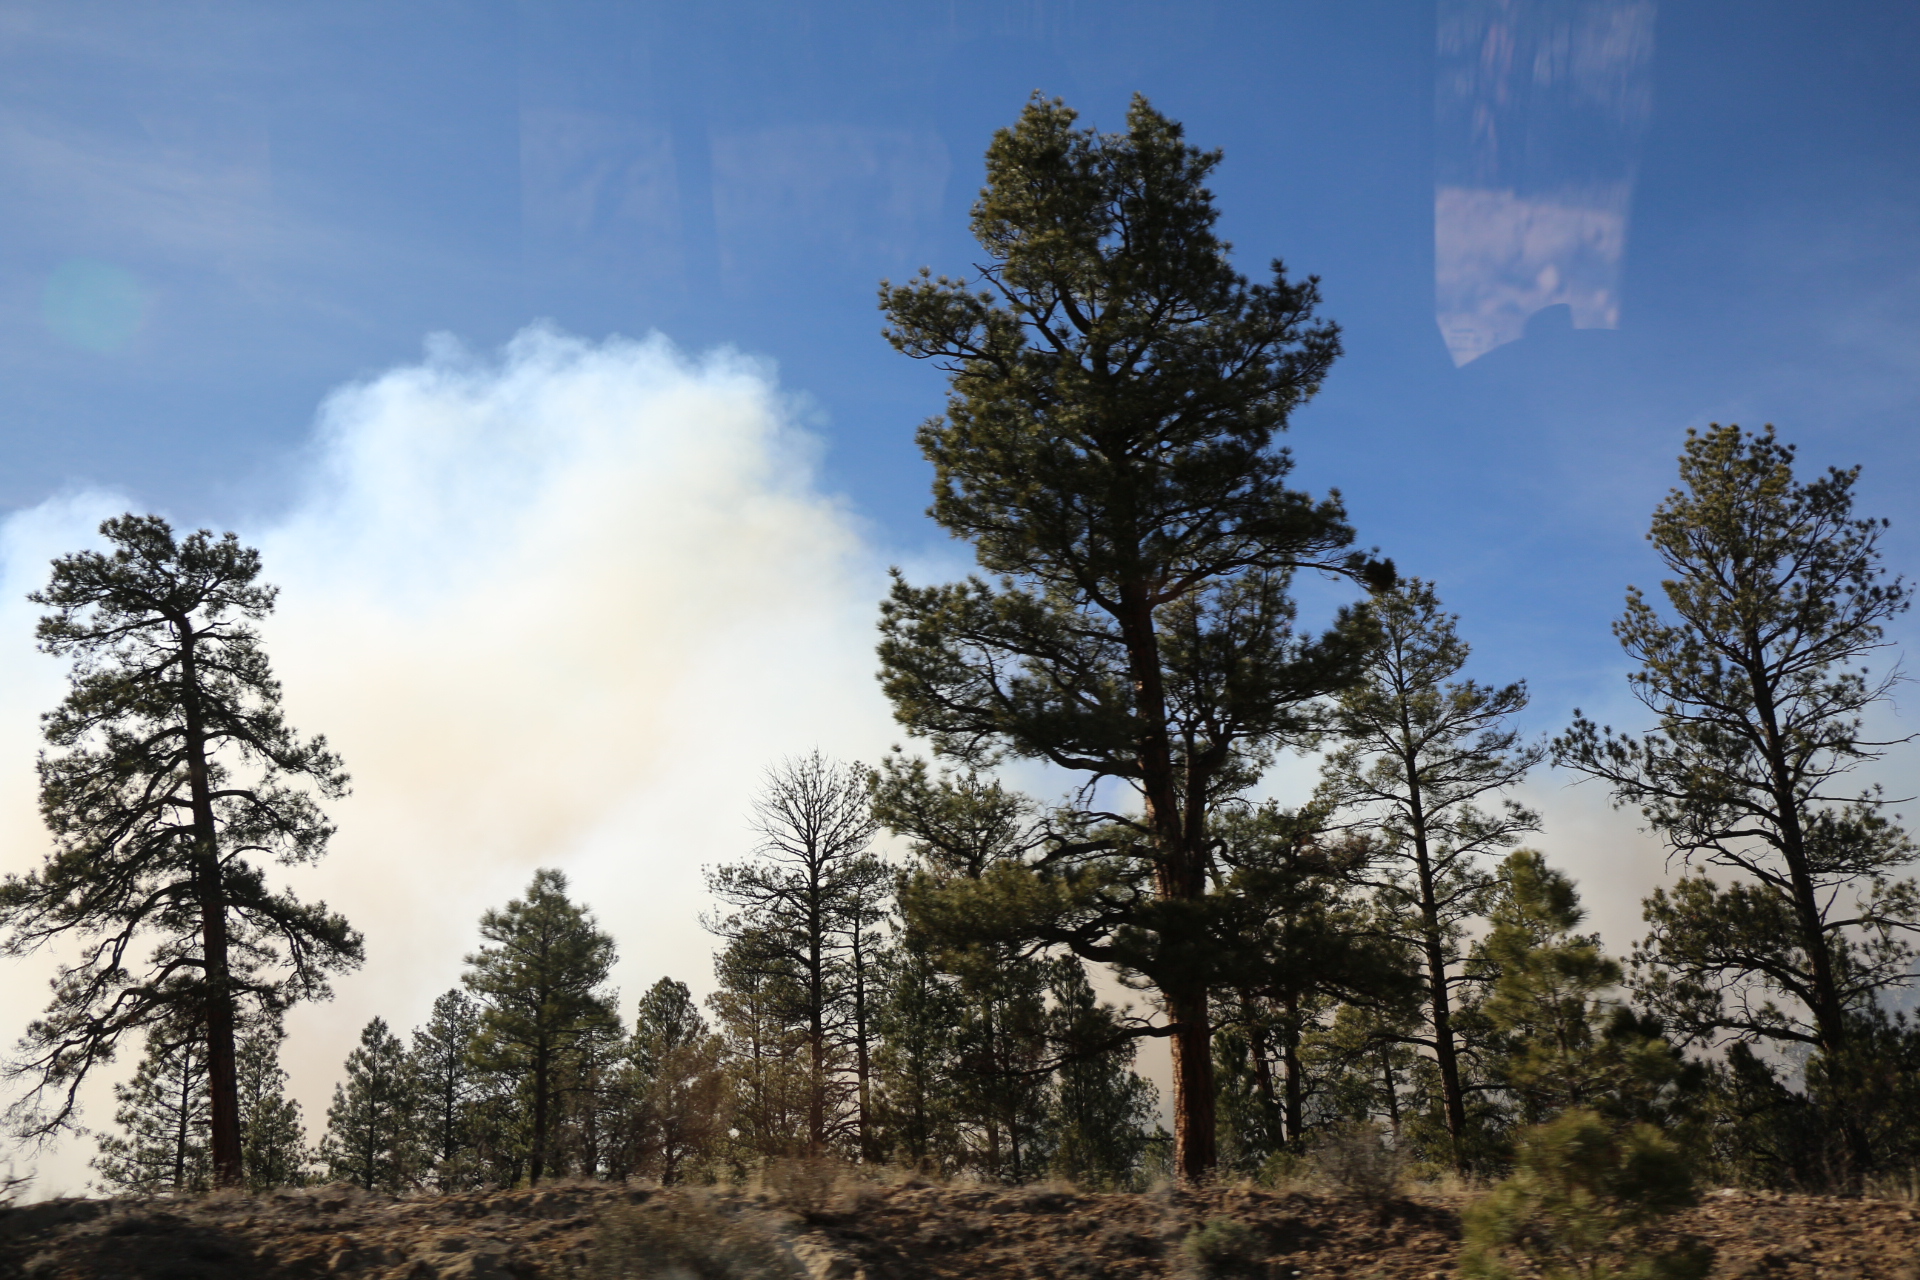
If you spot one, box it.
[1,1181,1917,1279]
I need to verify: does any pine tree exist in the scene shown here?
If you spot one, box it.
[627,978,725,1184]
[324,1017,420,1192]
[1303,1001,1427,1143]
[705,752,887,1159]
[1472,851,1697,1134]
[876,760,1068,1181]
[462,1069,530,1189]
[707,930,809,1167]
[90,1025,210,1194]
[1206,804,1418,1164]
[1316,579,1542,1171]
[870,936,964,1172]
[843,871,891,1163]
[1553,424,1915,1175]
[0,515,360,1184]
[946,945,1053,1182]
[237,1022,308,1190]
[464,868,617,1185]
[553,1013,627,1180]
[1461,1109,1713,1280]
[1046,958,1158,1188]
[408,988,482,1188]
[876,95,1386,1179]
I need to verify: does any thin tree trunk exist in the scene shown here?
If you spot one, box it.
[808,870,828,1158]
[1280,994,1303,1148]
[1421,923,1467,1167]
[1248,1013,1280,1144]
[531,1051,549,1184]
[175,1046,193,1190]
[363,1101,377,1190]
[1380,1042,1402,1135]
[1401,743,1468,1173]
[807,1018,826,1157]
[852,927,874,1163]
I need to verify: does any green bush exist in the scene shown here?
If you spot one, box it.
[1181,1216,1263,1279]
[1460,1109,1712,1280]
[588,1192,802,1280]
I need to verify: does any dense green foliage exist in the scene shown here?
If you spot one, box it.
[875,92,1385,1180]
[464,868,617,1185]
[1461,1109,1712,1280]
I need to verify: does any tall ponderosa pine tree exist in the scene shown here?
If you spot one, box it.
[324,1017,419,1192]
[1554,425,1914,1172]
[465,868,617,1185]
[876,94,1385,1179]
[0,515,359,1185]
[706,752,887,1158]
[1315,579,1542,1170]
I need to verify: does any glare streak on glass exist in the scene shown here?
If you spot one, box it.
[1435,0,1656,365]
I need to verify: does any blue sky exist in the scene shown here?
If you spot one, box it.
[3,1,1917,715]
[0,1,1917,1184]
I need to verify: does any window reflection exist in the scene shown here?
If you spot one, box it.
[1435,0,1656,365]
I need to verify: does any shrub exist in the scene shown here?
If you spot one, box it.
[1460,1109,1713,1280]
[588,1192,802,1280]
[758,1156,862,1222]
[1307,1121,1402,1204]
[1182,1216,1263,1279]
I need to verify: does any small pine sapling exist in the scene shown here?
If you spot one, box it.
[1460,1108,1712,1280]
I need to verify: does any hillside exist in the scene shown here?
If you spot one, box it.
[2,1179,1918,1280]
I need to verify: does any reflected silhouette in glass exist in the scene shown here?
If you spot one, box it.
[1435,0,1656,365]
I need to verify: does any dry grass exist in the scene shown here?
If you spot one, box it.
[587,1190,802,1280]
[754,1156,868,1222]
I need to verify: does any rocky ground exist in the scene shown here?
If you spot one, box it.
[1,1178,1918,1279]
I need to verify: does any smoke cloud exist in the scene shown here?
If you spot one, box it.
[0,325,906,1191]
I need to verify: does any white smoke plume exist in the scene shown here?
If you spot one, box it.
[0,325,907,1192]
